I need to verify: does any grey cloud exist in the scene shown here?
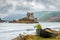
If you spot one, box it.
[15,5,30,11]
[44,0,60,9]
[25,0,60,11]
[15,1,33,11]
[25,0,33,2]
[12,0,60,12]
[34,0,60,10]
[0,0,60,14]
[0,0,13,13]
[0,4,12,13]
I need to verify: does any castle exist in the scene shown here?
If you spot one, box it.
[9,12,38,23]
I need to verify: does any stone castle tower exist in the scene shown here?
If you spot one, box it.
[27,12,34,19]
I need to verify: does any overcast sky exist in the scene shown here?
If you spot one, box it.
[0,0,60,18]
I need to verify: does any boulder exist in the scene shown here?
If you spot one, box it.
[39,28,58,38]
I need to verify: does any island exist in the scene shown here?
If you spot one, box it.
[9,12,38,23]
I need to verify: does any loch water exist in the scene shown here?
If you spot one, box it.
[0,22,60,40]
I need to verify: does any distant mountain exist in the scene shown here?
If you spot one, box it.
[3,14,26,21]
[34,11,51,19]
[39,11,60,22]
[3,12,44,21]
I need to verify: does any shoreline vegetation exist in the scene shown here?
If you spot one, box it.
[12,30,60,40]
[12,23,60,40]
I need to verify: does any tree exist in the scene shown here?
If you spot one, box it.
[34,24,42,36]
[34,24,42,29]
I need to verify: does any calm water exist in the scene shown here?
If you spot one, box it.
[0,22,60,40]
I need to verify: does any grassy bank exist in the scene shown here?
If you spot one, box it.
[32,35,60,40]
[13,35,60,40]
[13,31,60,40]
